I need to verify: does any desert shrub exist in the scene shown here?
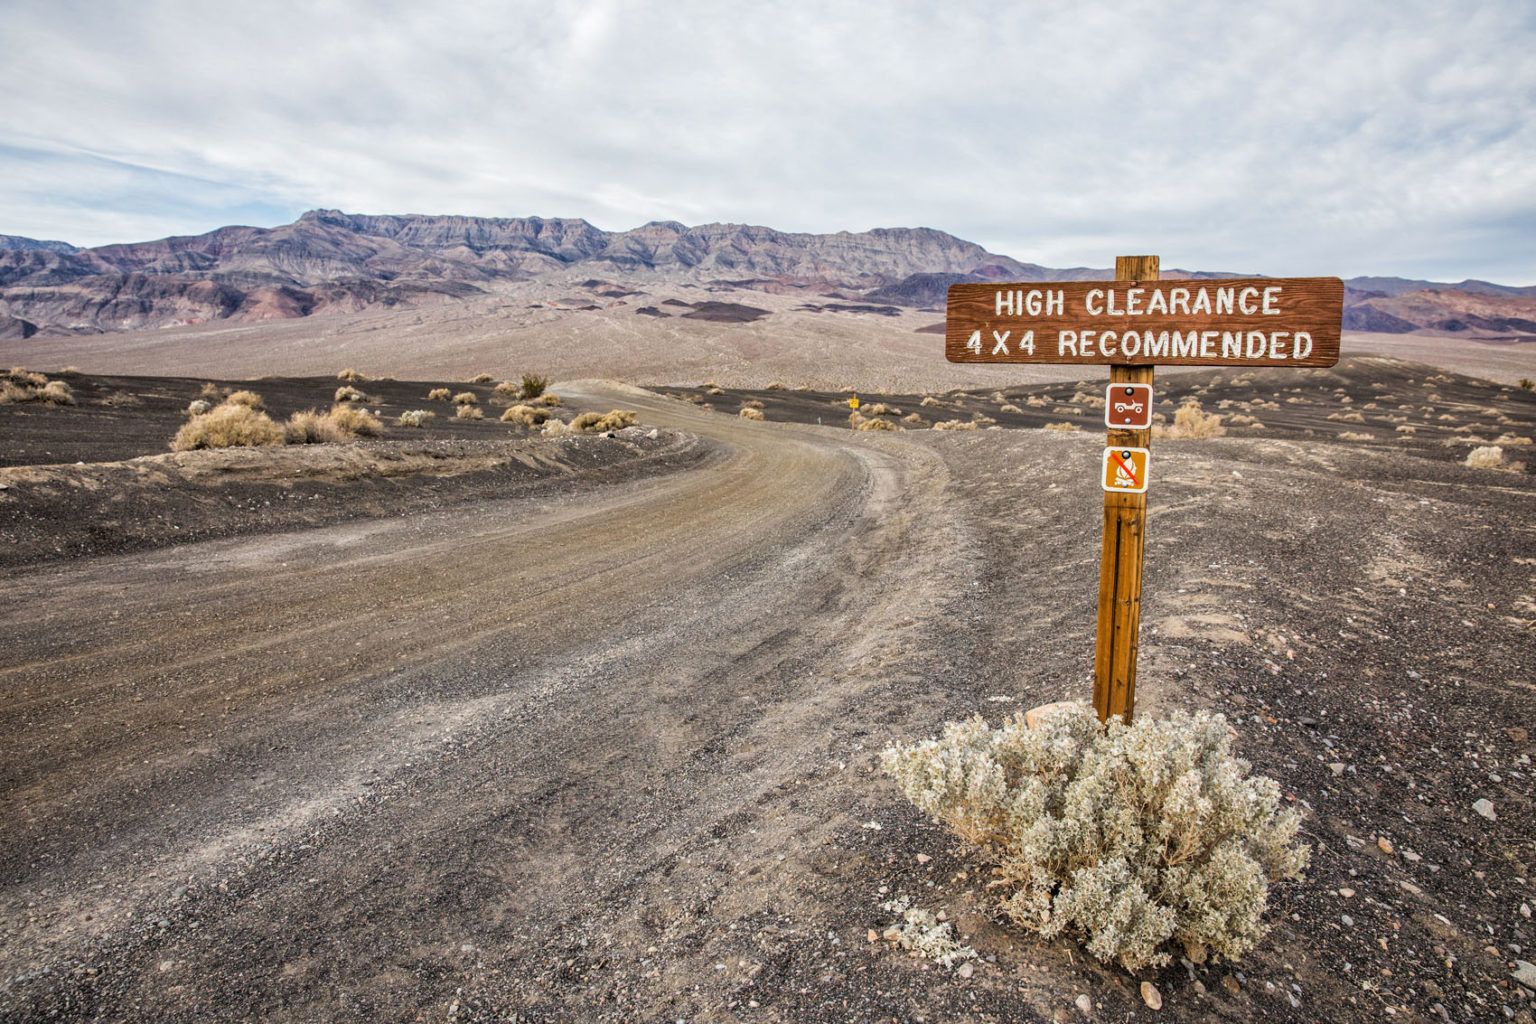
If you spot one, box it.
[456,405,484,420]
[520,373,552,399]
[882,704,1308,972]
[199,382,225,401]
[1070,390,1106,408]
[537,392,563,407]
[1464,445,1524,471]
[185,399,212,417]
[1156,400,1226,440]
[766,381,787,390]
[1395,424,1416,435]
[1338,431,1376,442]
[452,391,479,406]
[972,413,997,426]
[1051,406,1079,416]
[856,416,899,431]
[6,366,46,386]
[470,372,495,384]
[1519,378,1533,391]
[334,385,368,403]
[500,404,550,426]
[1327,411,1366,423]
[1000,403,1024,414]
[902,413,925,425]
[427,387,452,402]
[739,406,765,421]
[0,382,29,404]
[864,402,899,416]
[570,409,638,432]
[1026,396,1049,408]
[336,368,366,382]
[932,419,978,431]
[1043,421,1079,432]
[494,380,521,397]
[920,396,944,408]
[327,404,383,436]
[1226,414,1261,427]
[741,398,765,410]
[1495,433,1532,446]
[224,389,264,410]
[172,403,284,450]
[283,408,350,444]
[397,409,434,428]
[37,380,75,405]
[542,417,573,437]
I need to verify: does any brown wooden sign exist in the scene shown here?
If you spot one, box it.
[946,277,1343,367]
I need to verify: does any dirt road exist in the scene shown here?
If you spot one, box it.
[3,380,1532,1022]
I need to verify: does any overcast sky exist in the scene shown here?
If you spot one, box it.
[2,1,1532,282]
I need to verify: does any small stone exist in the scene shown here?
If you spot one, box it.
[1339,888,1356,898]
[1402,849,1422,863]
[1341,914,1354,927]
[867,929,879,943]
[1222,975,1242,995]
[1329,762,1346,776]
[916,854,932,864]
[1473,798,1496,821]
[1026,701,1081,730]
[1140,981,1162,1010]
[883,927,902,942]
[1521,903,1531,920]
[1377,836,1395,855]
[957,961,975,979]
[1075,993,1093,1016]
[1513,960,1536,991]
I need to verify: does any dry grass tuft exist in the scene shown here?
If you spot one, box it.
[224,389,264,410]
[186,399,212,417]
[920,396,944,408]
[284,409,350,444]
[569,409,638,432]
[336,368,367,382]
[739,406,765,421]
[500,404,551,426]
[199,382,226,401]
[1043,421,1079,432]
[1494,433,1532,447]
[333,385,368,404]
[456,405,485,420]
[470,372,495,384]
[397,409,434,428]
[537,392,563,407]
[1338,431,1376,442]
[327,404,383,436]
[36,380,76,405]
[542,417,574,437]
[1465,445,1524,471]
[766,381,787,390]
[494,380,521,397]
[741,398,765,410]
[902,412,925,425]
[452,391,479,406]
[173,402,284,450]
[999,403,1023,414]
[1025,395,1050,408]
[427,387,452,402]
[855,416,899,431]
[932,419,979,431]
[1155,400,1226,440]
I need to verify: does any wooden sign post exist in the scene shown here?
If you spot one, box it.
[945,259,1343,723]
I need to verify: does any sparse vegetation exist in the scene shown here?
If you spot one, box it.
[336,368,367,382]
[739,407,765,421]
[452,391,479,406]
[494,380,521,397]
[37,380,76,405]
[224,389,265,410]
[470,372,495,384]
[999,403,1023,414]
[902,413,925,425]
[186,399,212,417]
[520,373,552,399]
[932,419,978,431]
[1519,378,1533,391]
[1338,431,1376,442]
[456,405,484,420]
[1043,421,1079,432]
[882,704,1308,972]
[537,392,563,407]
[172,401,283,451]
[1155,400,1226,440]
[397,410,434,428]
[334,385,369,404]
[1,371,76,405]
[741,398,765,410]
[920,396,944,408]
[571,409,638,432]
[1465,445,1523,471]
[199,382,226,401]
[282,405,383,443]
[326,404,383,436]
[855,416,899,431]
[766,381,787,390]
[427,387,452,402]
[500,404,551,426]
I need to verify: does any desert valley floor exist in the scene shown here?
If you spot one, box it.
[1,354,1534,1022]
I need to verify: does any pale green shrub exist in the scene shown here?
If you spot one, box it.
[520,373,552,399]
[334,385,368,403]
[1465,445,1523,471]
[882,704,1308,972]
[186,398,212,416]
[397,409,434,428]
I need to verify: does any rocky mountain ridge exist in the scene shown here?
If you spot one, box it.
[2,211,1532,338]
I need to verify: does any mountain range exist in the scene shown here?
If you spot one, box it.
[2,210,1533,340]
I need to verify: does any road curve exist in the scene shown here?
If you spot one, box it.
[0,384,974,1021]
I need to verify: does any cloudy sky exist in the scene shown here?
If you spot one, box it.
[2,1,1532,282]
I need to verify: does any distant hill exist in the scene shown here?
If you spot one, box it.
[1,211,1531,339]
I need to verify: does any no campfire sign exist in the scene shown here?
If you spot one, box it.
[943,256,1344,727]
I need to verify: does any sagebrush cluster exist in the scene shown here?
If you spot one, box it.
[882,704,1308,971]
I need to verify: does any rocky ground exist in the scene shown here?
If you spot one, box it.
[0,363,1532,1022]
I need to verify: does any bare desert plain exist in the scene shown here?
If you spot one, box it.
[1,324,1533,1022]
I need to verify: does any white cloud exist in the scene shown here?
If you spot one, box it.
[0,0,1531,281]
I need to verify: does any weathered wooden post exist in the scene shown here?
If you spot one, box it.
[1094,255,1157,722]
